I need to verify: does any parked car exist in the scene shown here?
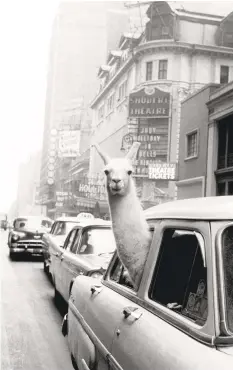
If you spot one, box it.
[52,219,116,304]
[62,196,233,370]
[42,217,83,276]
[8,216,53,259]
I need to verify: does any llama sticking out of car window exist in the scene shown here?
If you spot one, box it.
[92,142,152,290]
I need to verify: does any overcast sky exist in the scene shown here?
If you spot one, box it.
[0,0,232,213]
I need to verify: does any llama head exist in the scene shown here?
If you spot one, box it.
[92,142,140,196]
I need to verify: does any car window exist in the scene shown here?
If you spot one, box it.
[221,225,233,333]
[108,224,158,291]
[52,221,78,235]
[78,228,116,255]
[14,218,27,229]
[70,229,82,254]
[64,229,77,251]
[149,228,207,326]
[110,257,135,290]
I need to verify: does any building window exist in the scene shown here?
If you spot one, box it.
[118,80,127,102]
[158,60,168,80]
[220,65,229,84]
[107,94,115,114]
[149,228,207,326]
[186,131,198,158]
[217,116,233,169]
[98,104,105,121]
[146,61,153,81]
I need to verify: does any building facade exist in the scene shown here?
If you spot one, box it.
[39,2,130,218]
[177,80,233,199]
[89,2,233,207]
[16,152,46,216]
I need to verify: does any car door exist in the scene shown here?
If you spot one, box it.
[54,228,77,295]
[110,220,218,370]
[70,261,131,370]
[59,228,82,302]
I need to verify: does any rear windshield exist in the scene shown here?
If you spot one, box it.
[79,228,116,255]
[52,221,78,236]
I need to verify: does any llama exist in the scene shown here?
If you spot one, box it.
[93,142,151,290]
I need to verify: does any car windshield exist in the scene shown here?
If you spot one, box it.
[79,228,116,255]
[14,218,52,230]
[53,221,78,236]
[221,225,233,333]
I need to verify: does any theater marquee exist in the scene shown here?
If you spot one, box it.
[128,87,170,118]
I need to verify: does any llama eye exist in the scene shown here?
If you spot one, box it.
[104,170,109,175]
[128,170,132,175]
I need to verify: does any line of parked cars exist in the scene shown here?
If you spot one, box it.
[7,197,233,369]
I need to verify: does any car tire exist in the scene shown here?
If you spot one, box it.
[54,284,62,307]
[43,260,48,274]
[9,251,16,260]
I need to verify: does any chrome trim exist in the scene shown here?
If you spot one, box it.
[69,301,123,370]
[215,222,233,337]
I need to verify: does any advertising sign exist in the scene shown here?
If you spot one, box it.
[129,87,170,118]
[58,130,80,158]
[76,175,107,201]
[148,163,177,180]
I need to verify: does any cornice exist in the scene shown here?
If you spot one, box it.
[91,40,233,108]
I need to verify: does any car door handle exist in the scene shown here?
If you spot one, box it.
[123,306,142,320]
[90,285,102,294]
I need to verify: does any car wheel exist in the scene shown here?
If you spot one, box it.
[71,354,79,370]
[54,284,62,307]
[43,260,48,274]
[9,251,16,260]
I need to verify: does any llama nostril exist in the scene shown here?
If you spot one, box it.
[112,179,121,184]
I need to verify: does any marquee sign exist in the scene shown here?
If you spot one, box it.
[129,87,170,118]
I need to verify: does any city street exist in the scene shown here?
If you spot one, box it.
[0,231,73,370]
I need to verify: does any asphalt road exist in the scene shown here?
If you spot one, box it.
[1,230,73,370]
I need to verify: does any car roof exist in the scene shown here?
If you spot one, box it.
[54,217,82,222]
[144,196,233,221]
[71,218,112,228]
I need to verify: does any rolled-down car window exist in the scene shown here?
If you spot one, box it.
[79,228,116,255]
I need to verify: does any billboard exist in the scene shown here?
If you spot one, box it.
[127,87,171,176]
[58,130,80,158]
[148,163,177,180]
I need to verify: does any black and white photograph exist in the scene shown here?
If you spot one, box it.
[0,0,233,369]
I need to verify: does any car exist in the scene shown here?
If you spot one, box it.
[8,216,53,259]
[62,196,233,370]
[52,219,116,305]
[42,217,83,276]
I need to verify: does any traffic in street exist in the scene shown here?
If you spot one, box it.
[0,230,73,370]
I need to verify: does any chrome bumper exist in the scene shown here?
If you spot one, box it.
[11,240,44,254]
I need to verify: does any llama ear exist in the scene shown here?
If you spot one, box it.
[92,143,110,165]
[126,142,140,161]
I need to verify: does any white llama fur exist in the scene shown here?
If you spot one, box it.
[93,142,151,290]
